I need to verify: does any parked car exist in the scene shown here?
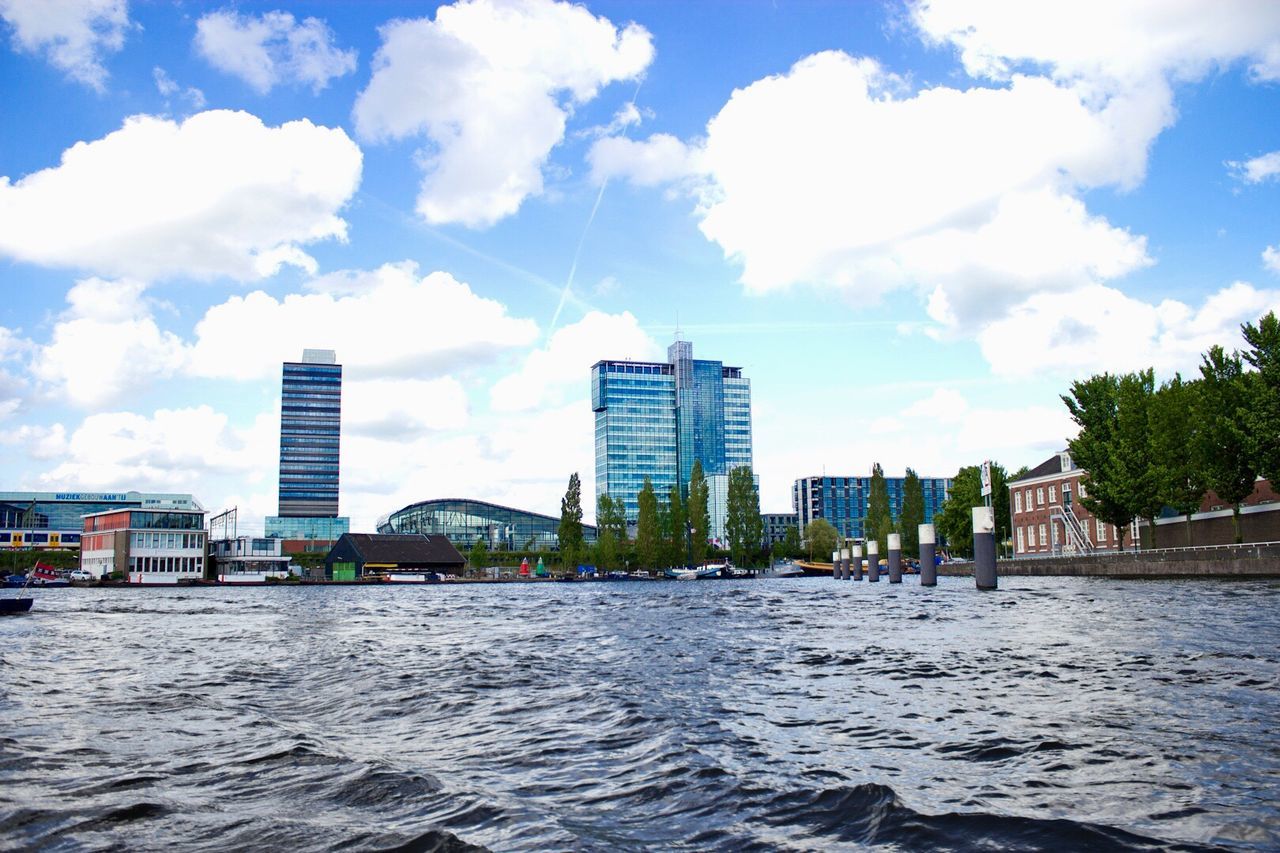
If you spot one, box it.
[69,569,95,582]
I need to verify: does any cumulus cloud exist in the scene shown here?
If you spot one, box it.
[490,310,657,412]
[910,0,1280,86]
[353,0,653,227]
[588,133,701,188]
[1229,150,1280,184]
[0,110,362,281]
[1265,245,1280,274]
[0,0,128,90]
[187,262,540,380]
[31,278,187,408]
[195,9,356,94]
[344,377,470,440]
[31,406,276,493]
[978,281,1280,379]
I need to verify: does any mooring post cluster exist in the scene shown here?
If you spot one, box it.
[824,517,996,590]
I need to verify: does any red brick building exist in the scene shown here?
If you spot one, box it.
[1008,451,1134,556]
[1011,450,1280,554]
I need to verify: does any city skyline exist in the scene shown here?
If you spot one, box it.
[1,1,1278,534]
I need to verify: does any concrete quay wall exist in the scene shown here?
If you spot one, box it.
[938,543,1280,578]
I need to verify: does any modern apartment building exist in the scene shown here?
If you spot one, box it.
[0,490,202,550]
[793,474,951,542]
[79,507,208,583]
[591,338,753,542]
[265,349,349,551]
[762,512,798,545]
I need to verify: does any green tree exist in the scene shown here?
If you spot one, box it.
[558,472,584,571]
[804,518,839,562]
[899,468,925,556]
[1242,311,1280,482]
[783,525,801,558]
[594,528,618,571]
[596,493,628,544]
[1064,374,1138,549]
[636,477,661,569]
[468,538,487,573]
[1151,374,1206,546]
[936,462,1012,556]
[688,459,710,566]
[864,463,894,555]
[666,482,688,568]
[1197,345,1256,543]
[725,465,764,567]
[1116,369,1162,549]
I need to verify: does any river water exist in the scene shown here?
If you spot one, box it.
[1,576,1277,851]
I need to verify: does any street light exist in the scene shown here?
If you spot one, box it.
[687,523,695,569]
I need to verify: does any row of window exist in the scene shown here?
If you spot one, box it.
[130,555,204,573]
[1014,481,1085,513]
[1018,517,1116,551]
[131,532,205,549]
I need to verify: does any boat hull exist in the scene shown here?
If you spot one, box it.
[0,598,33,614]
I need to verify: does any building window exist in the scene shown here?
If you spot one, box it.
[1049,486,1057,504]
[1017,528,1025,552]
[1015,491,1023,513]
[1038,524,1046,546]
[1096,518,1106,540]
[1079,482,1087,498]
[1036,487,1044,506]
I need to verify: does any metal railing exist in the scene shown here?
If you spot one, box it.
[1050,505,1094,554]
[1010,540,1280,560]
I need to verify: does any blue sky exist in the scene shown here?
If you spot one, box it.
[0,0,1278,531]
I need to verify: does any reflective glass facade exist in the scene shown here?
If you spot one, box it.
[592,340,753,535]
[0,490,201,549]
[278,351,342,517]
[378,499,596,551]
[793,475,952,541]
[265,515,350,540]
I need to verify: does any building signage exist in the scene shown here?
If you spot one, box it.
[980,462,992,498]
[54,493,128,502]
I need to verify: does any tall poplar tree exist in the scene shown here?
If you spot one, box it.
[636,477,661,569]
[558,472,584,570]
[1116,369,1161,549]
[667,482,687,568]
[1064,373,1137,548]
[725,465,763,567]
[865,462,893,555]
[688,459,710,566]
[596,493,627,544]
[899,468,925,556]
[1151,374,1205,546]
[1197,346,1256,543]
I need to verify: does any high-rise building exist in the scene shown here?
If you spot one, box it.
[591,338,752,542]
[793,474,951,542]
[266,349,349,550]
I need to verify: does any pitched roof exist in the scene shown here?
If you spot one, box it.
[1009,451,1073,484]
[343,533,464,565]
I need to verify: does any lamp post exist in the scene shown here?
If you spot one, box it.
[687,523,695,569]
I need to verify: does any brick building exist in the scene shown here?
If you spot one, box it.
[1008,451,1134,556]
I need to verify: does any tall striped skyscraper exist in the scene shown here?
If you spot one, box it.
[277,349,342,518]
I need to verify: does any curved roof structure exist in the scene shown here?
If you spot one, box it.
[378,498,596,551]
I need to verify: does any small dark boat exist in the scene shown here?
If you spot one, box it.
[0,598,33,614]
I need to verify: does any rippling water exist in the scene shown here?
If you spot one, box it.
[2,576,1277,851]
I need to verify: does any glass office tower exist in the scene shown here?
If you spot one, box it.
[277,349,342,518]
[591,339,753,540]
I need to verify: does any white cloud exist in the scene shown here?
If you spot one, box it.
[978,281,1280,379]
[910,0,1280,86]
[1230,150,1280,184]
[31,406,275,494]
[344,377,470,440]
[194,9,356,94]
[31,278,187,408]
[0,0,128,90]
[187,262,540,381]
[353,0,653,227]
[1265,245,1280,274]
[152,66,206,110]
[588,133,701,188]
[691,52,1154,311]
[490,310,657,412]
[0,110,361,282]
